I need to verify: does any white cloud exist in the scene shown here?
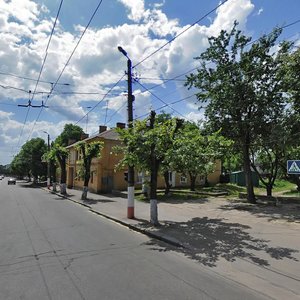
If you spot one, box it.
[0,0,40,27]
[118,0,145,22]
[208,0,254,35]
[257,8,264,16]
[0,0,257,164]
[184,111,205,123]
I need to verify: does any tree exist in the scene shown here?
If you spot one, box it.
[169,122,224,191]
[55,124,84,146]
[186,23,292,203]
[10,152,30,179]
[54,124,84,194]
[282,48,300,111]
[116,112,182,225]
[75,141,104,200]
[11,138,47,181]
[48,145,68,194]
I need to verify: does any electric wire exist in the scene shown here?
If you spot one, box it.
[29,0,64,105]
[75,73,126,125]
[133,0,229,68]
[27,0,105,140]
[104,101,127,126]
[44,0,105,102]
[0,71,70,86]
[15,0,63,153]
[136,80,190,121]
[134,19,300,98]
[9,10,300,158]
[134,93,197,121]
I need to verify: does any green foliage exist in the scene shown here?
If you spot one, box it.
[75,141,104,186]
[10,138,47,179]
[186,23,292,146]
[169,122,223,178]
[186,22,293,201]
[50,123,84,185]
[281,48,300,111]
[55,124,84,147]
[115,113,182,172]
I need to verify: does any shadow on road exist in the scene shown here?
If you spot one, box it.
[18,182,46,189]
[143,217,299,267]
[82,199,116,205]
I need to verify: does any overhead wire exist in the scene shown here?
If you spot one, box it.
[129,19,300,120]
[0,70,70,86]
[134,93,197,121]
[133,0,229,68]
[136,80,191,121]
[75,73,126,125]
[27,0,105,140]
[14,0,64,153]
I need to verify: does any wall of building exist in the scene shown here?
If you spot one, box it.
[66,137,222,193]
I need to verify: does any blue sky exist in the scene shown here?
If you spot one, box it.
[0,0,299,165]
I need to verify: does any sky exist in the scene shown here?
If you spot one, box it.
[0,0,299,165]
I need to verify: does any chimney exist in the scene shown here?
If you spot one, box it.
[68,139,76,146]
[99,125,107,133]
[80,133,89,140]
[116,122,126,129]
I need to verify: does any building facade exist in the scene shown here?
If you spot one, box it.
[66,124,222,193]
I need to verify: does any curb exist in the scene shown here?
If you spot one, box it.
[43,188,185,249]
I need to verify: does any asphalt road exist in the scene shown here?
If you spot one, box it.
[0,179,270,300]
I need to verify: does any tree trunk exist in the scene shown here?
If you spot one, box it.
[60,183,66,194]
[60,159,66,185]
[163,171,171,195]
[81,186,88,200]
[149,110,159,226]
[150,162,159,226]
[82,172,90,200]
[266,184,272,197]
[242,143,256,203]
[189,173,197,191]
[57,157,67,195]
[291,174,300,191]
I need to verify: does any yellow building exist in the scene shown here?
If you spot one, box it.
[66,123,128,193]
[66,123,221,193]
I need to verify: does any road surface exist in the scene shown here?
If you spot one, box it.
[0,179,270,300]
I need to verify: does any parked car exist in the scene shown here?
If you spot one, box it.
[7,178,16,185]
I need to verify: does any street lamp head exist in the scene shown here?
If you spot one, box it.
[118,46,128,58]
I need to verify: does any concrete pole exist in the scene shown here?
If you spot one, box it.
[127,58,135,219]
[46,133,51,189]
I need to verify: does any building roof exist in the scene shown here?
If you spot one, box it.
[66,128,120,149]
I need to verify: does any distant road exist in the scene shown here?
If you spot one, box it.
[0,179,268,300]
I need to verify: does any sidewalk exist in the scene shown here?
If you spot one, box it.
[44,186,300,300]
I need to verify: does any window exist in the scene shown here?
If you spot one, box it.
[180,175,187,183]
[199,175,205,181]
[168,171,173,183]
[136,172,143,184]
[90,171,95,184]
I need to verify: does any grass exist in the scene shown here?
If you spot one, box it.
[254,179,297,195]
[135,179,299,202]
[282,189,300,196]
[135,190,203,202]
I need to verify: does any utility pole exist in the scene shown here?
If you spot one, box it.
[118,46,135,219]
[43,131,51,189]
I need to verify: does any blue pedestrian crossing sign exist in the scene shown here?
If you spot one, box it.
[287,160,300,174]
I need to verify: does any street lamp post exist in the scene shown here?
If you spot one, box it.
[118,46,135,219]
[43,131,51,189]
